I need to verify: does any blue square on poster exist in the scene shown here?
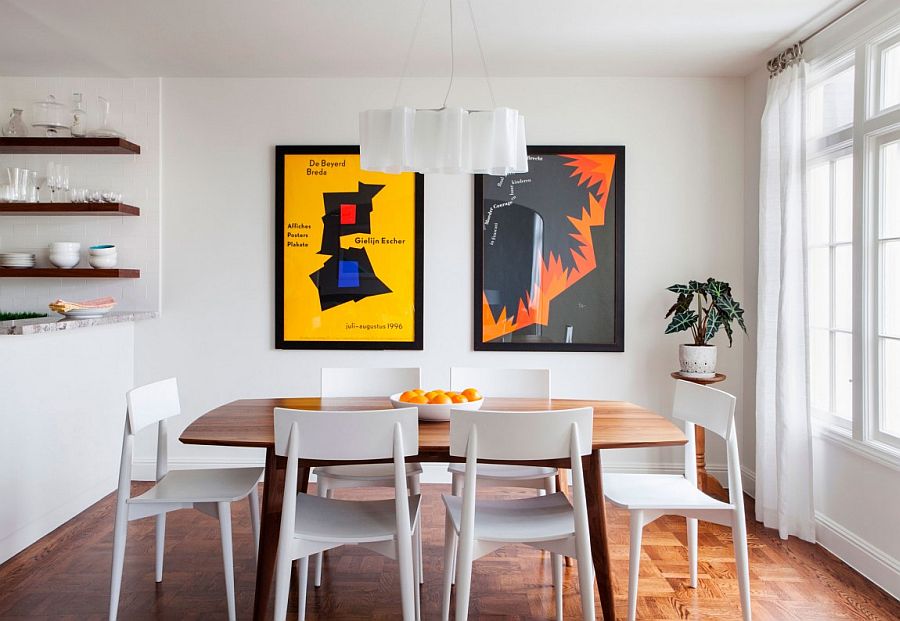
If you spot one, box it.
[337,260,360,288]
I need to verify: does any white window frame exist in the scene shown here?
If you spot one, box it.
[806,14,900,463]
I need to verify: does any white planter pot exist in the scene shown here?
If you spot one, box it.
[678,344,717,378]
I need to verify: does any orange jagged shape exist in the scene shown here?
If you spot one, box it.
[482,154,616,342]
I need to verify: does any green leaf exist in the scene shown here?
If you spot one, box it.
[689,279,706,295]
[721,315,735,346]
[665,292,694,318]
[667,283,693,294]
[665,310,698,334]
[714,294,740,320]
[704,306,720,344]
[706,278,727,298]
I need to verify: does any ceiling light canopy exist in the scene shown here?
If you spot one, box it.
[359,0,527,176]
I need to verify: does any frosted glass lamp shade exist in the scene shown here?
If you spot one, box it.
[359,106,528,175]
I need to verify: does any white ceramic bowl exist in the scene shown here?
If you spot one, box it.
[49,252,80,268]
[389,392,484,422]
[89,254,118,269]
[49,242,81,252]
[89,244,117,256]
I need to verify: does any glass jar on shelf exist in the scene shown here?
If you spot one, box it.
[31,94,70,136]
[2,108,28,137]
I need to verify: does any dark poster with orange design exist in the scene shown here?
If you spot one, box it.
[474,146,625,351]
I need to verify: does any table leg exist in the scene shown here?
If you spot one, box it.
[585,450,616,621]
[253,448,286,621]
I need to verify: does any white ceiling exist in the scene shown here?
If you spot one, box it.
[0,0,852,78]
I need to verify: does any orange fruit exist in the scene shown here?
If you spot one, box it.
[451,394,469,404]
[398,390,418,403]
[408,395,429,404]
[445,391,459,397]
[462,388,482,401]
[411,389,426,396]
[429,394,452,404]
[424,390,441,400]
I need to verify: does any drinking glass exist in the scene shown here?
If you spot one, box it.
[60,166,70,202]
[46,162,57,202]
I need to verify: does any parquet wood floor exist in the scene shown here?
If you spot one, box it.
[0,483,898,620]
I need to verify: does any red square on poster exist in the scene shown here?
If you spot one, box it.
[340,203,356,224]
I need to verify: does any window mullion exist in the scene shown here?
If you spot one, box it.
[851,42,869,443]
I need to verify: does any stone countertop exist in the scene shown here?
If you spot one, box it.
[0,311,158,335]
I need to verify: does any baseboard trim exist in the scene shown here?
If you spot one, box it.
[815,512,900,600]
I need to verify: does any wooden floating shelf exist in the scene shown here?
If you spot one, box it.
[0,137,140,155]
[0,268,140,278]
[0,202,139,216]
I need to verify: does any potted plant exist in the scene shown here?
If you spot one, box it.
[665,278,746,378]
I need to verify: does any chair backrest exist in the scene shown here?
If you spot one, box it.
[321,367,421,398]
[450,407,594,552]
[671,380,743,506]
[274,407,419,460]
[275,407,419,550]
[449,367,551,398]
[118,378,181,500]
[449,408,593,461]
[126,377,180,434]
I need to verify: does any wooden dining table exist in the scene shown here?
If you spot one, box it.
[180,397,686,621]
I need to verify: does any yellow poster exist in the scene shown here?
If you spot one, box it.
[276,147,423,349]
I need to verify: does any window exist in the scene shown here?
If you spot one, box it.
[806,18,900,455]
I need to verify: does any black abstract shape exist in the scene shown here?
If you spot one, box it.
[311,182,391,311]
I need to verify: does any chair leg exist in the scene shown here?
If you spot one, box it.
[574,518,595,621]
[154,513,166,583]
[412,528,422,621]
[108,503,129,621]
[441,512,456,621]
[297,557,309,621]
[732,513,752,621]
[398,531,416,621]
[314,481,330,588]
[687,517,698,588]
[217,502,236,621]
[558,470,573,567]
[273,547,293,621]
[454,531,474,621]
[410,475,424,585]
[450,474,462,586]
[249,485,261,561]
[552,551,564,621]
[627,511,644,621]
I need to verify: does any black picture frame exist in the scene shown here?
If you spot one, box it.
[275,145,424,350]
[474,145,625,352]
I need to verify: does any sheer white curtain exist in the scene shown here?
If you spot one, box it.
[756,61,817,542]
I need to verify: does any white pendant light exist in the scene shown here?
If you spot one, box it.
[359,0,528,175]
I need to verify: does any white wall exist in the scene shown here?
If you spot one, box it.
[133,76,747,479]
[0,77,160,312]
[0,323,134,563]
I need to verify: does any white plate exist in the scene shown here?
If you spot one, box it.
[389,392,484,422]
[60,307,115,318]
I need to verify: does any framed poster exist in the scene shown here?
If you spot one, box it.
[474,145,625,352]
[276,146,423,349]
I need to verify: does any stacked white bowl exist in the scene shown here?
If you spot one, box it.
[48,242,80,268]
[88,244,117,269]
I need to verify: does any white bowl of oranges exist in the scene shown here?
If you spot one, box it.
[390,388,484,422]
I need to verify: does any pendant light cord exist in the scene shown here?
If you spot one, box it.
[394,0,497,111]
[464,0,497,109]
[440,0,455,108]
[393,0,429,108]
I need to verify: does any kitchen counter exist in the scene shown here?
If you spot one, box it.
[0,311,157,335]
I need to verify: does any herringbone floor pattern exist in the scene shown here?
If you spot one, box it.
[0,483,898,620]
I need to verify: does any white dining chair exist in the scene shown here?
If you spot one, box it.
[312,367,424,586]
[603,380,751,621]
[273,406,422,621]
[447,367,557,492]
[109,378,263,621]
[442,407,596,621]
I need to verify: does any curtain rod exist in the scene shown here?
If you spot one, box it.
[766,0,868,78]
